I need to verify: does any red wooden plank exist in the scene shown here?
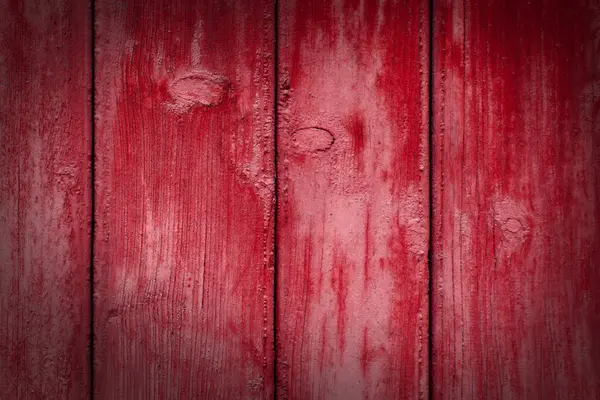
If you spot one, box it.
[432,0,600,398]
[94,1,275,398]
[0,1,91,398]
[276,1,430,398]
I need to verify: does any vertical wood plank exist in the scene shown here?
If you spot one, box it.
[432,0,600,398]
[94,1,275,398]
[276,1,430,398]
[0,0,91,398]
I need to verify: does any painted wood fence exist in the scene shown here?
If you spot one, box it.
[0,0,598,399]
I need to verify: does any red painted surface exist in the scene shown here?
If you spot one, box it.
[2,1,599,398]
[432,0,600,398]
[94,1,275,398]
[276,1,430,398]
[0,0,91,398]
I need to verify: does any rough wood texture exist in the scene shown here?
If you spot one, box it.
[276,1,430,398]
[432,0,600,398]
[0,0,91,398]
[94,1,275,398]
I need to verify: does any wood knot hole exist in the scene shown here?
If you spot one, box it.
[291,127,335,153]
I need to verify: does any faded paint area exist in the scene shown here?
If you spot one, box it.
[0,0,91,398]
[276,0,430,398]
[94,1,275,398]
[432,0,600,398]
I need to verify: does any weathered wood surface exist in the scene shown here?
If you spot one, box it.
[94,1,275,398]
[276,0,430,398]
[0,0,91,398]
[432,0,600,398]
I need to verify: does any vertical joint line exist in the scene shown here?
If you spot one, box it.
[427,0,435,399]
[273,0,279,397]
[90,0,96,398]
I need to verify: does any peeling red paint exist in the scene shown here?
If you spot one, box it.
[0,0,91,397]
[277,1,429,398]
[363,206,371,291]
[94,1,275,398]
[2,0,598,398]
[345,112,366,164]
[331,245,349,356]
[432,0,600,398]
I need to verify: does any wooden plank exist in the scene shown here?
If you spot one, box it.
[0,0,91,398]
[94,1,275,398]
[276,1,430,398]
[432,0,600,398]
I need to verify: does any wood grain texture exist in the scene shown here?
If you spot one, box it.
[276,1,430,398]
[0,0,91,398]
[94,1,275,398]
[432,0,600,398]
